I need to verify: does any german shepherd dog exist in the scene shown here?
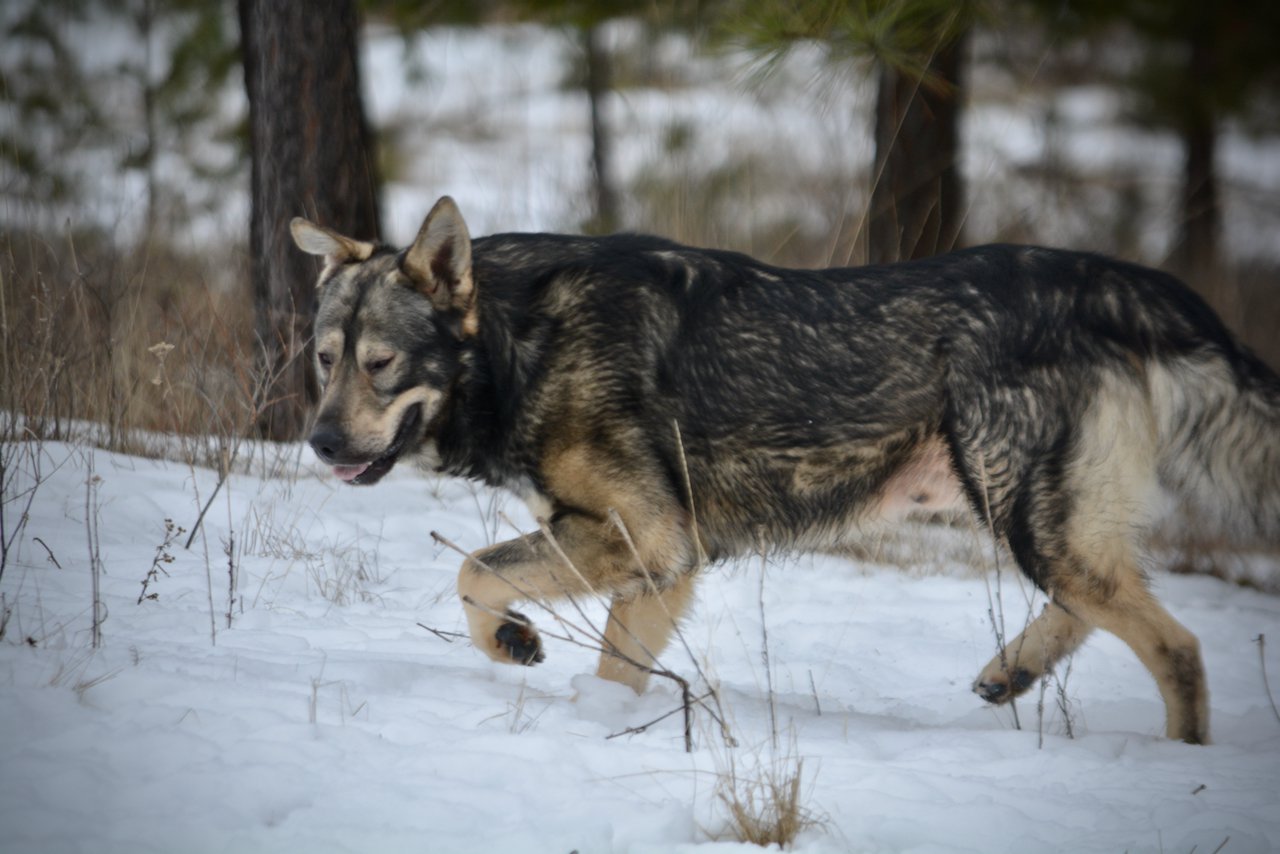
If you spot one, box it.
[292,196,1280,744]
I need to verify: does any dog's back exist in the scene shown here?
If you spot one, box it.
[465,237,1279,556]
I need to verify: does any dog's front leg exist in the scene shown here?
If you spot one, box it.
[456,529,590,667]
[456,506,695,677]
[597,576,697,693]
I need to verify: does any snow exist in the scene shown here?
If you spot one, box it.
[3,440,1279,853]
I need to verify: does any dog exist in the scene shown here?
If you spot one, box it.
[291,196,1280,744]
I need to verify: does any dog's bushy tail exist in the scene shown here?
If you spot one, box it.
[1151,346,1280,544]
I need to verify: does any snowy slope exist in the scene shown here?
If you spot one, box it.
[2,441,1279,853]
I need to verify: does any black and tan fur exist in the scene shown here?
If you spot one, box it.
[291,196,1280,744]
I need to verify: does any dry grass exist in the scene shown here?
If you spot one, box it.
[1,227,259,462]
[714,751,825,848]
[4,170,1274,473]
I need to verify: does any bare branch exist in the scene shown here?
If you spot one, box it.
[417,623,466,643]
[1258,634,1280,725]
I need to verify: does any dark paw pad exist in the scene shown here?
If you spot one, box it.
[975,680,1008,703]
[975,668,1034,704]
[495,611,544,665]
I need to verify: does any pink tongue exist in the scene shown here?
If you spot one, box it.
[332,462,370,482]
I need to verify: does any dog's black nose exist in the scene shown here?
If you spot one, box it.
[309,426,344,464]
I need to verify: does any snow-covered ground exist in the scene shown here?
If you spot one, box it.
[2,440,1279,853]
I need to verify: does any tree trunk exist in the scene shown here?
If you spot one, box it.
[1173,34,1220,286]
[239,0,380,441]
[869,31,967,264]
[1177,118,1219,280]
[583,24,618,234]
[138,0,158,239]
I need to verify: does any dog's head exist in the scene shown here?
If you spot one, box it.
[291,196,477,485]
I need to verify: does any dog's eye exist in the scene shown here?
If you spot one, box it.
[366,355,393,374]
[317,352,333,368]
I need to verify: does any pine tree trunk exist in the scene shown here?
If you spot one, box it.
[239,0,380,441]
[1177,119,1219,280]
[584,24,618,234]
[1173,35,1220,286]
[869,31,967,264]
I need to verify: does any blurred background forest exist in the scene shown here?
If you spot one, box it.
[3,0,1279,454]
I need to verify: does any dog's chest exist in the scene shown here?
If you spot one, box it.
[512,477,555,523]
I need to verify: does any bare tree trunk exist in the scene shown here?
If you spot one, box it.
[240,0,380,441]
[1173,34,1220,286]
[138,0,158,239]
[584,24,618,234]
[1177,118,1219,278]
[869,31,967,264]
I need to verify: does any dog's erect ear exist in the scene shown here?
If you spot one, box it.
[402,196,474,320]
[290,218,376,270]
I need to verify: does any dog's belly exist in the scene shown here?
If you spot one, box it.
[869,435,967,522]
[508,434,965,560]
[680,431,969,557]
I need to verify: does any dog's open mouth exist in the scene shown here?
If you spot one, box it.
[332,404,422,486]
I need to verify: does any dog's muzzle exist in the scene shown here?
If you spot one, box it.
[309,403,423,486]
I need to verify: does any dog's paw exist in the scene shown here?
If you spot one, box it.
[495,610,545,666]
[973,667,1035,705]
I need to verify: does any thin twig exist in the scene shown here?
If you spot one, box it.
[808,670,821,717]
[417,622,466,643]
[32,537,61,569]
[1056,656,1076,739]
[672,419,707,567]
[184,475,224,550]
[1257,634,1280,724]
[224,530,236,629]
[975,454,1020,730]
[85,467,104,649]
[1037,670,1048,750]
[758,531,778,751]
[458,593,518,621]
[535,517,603,598]
[607,690,716,741]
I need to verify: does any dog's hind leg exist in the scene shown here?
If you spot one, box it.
[973,602,1092,704]
[982,370,1206,742]
[958,367,1207,742]
[1063,370,1208,743]
[1064,568,1208,744]
[975,504,1208,742]
[596,575,697,693]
